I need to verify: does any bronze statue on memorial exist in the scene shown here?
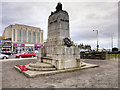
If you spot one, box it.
[56,2,62,11]
[51,2,63,15]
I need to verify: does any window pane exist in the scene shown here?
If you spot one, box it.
[25,52,28,54]
[28,31,31,42]
[13,29,15,41]
[23,30,26,42]
[17,29,21,42]
[33,32,35,42]
[37,33,40,42]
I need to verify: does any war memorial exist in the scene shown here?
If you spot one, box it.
[15,3,98,77]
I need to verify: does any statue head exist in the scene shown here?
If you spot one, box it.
[56,2,62,11]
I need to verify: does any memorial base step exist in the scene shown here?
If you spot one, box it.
[25,62,56,71]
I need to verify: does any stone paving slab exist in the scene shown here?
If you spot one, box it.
[14,62,99,78]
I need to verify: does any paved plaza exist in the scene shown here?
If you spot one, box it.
[2,59,118,88]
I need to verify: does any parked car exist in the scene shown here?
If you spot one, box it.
[16,51,36,58]
[0,53,8,59]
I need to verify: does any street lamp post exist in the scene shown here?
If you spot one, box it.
[93,30,99,51]
[111,35,113,49]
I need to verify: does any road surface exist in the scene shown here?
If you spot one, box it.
[1,59,118,88]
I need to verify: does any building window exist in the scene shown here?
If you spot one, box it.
[28,31,31,42]
[17,29,21,42]
[23,30,26,42]
[33,32,35,43]
[13,29,15,41]
[37,33,40,42]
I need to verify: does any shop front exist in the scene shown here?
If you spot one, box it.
[2,40,12,51]
[25,44,34,51]
[13,43,43,53]
[13,43,25,53]
[34,44,43,51]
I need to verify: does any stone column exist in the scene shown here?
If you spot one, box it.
[21,29,23,42]
[37,47,44,62]
[39,32,41,43]
[15,29,17,42]
[31,31,32,43]
[35,32,37,43]
[11,28,13,42]
[40,31,43,43]
[26,30,28,42]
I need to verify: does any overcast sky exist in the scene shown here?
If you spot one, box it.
[0,1,118,49]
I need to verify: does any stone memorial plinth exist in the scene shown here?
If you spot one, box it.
[38,2,81,70]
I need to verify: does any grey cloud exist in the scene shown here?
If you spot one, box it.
[69,2,118,48]
[1,2,118,49]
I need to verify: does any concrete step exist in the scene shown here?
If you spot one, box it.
[25,62,56,71]
[29,62,54,68]
[26,65,56,71]
[42,56,52,60]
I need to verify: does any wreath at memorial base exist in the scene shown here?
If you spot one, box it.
[63,37,72,47]
[16,65,28,71]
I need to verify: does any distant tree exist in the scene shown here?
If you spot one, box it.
[78,43,91,50]
[112,47,118,52]
[71,41,74,46]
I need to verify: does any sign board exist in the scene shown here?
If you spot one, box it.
[13,43,25,47]
[34,44,43,47]
[25,44,34,47]
[3,46,12,47]
[2,40,12,42]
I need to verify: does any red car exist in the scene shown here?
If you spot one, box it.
[16,51,36,58]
